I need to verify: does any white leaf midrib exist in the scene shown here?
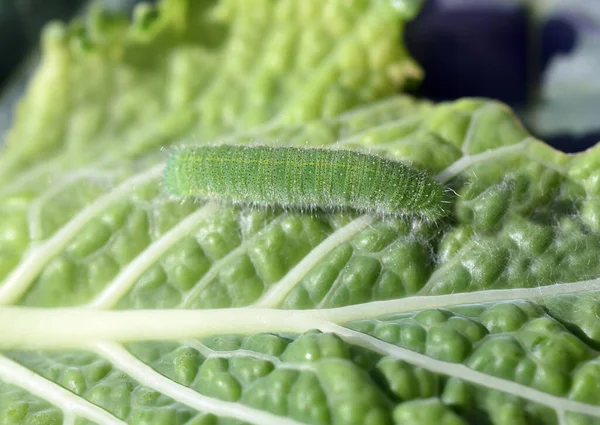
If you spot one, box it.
[3,294,600,421]
[3,276,600,349]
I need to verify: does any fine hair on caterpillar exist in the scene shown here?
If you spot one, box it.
[164,144,452,220]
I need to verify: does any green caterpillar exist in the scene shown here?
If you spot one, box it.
[164,145,449,219]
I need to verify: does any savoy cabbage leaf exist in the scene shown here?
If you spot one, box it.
[1,1,600,425]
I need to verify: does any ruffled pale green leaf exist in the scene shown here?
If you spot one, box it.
[0,0,421,178]
[2,1,600,425]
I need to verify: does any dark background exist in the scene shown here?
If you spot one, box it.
[0,0,598,153]
[0,0,144,87]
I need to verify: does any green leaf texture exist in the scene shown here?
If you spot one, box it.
[2,1,600,425]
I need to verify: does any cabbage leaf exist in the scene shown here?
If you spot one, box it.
[1,1,600,425]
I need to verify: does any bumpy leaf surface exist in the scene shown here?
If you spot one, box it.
[1,1,600,425]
